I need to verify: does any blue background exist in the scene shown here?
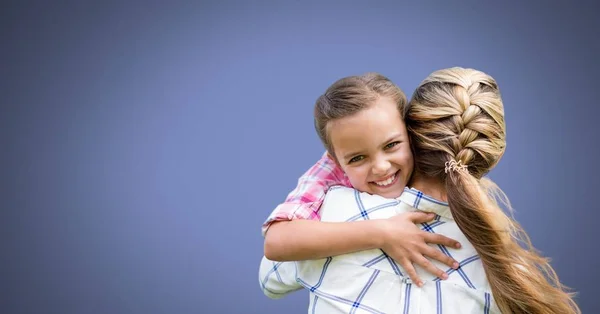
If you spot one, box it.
[2,1,599,313]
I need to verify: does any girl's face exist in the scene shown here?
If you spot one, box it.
[328,96,414,199]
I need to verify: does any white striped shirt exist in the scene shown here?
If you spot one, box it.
[259,186,501,313]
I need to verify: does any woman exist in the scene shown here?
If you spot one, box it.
[259,67,580,313]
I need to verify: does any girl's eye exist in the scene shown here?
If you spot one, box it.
[349,155,365,164]
[385,141,400,149]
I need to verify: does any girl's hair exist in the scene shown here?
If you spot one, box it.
[314,73,407,158]
[405,67,580,314]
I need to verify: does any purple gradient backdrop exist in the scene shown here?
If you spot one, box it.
[2,1,599,313]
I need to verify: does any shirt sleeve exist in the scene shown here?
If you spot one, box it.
[258,256,301,299]
[260,152,352,236]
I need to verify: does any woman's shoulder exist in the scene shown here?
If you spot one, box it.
[320,186,401,222]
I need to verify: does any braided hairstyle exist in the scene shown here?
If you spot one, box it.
[405,67,580,314]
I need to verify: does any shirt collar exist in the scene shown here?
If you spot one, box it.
[398,187,453,219]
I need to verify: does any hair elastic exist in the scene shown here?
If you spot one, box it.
[445,159,468,174]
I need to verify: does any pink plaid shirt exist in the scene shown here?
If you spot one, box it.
[261,152,353,236]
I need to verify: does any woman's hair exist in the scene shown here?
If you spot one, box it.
[314,73,407,158]
[405,67,580,314]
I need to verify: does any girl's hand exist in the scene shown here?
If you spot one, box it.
[378,212,461,287]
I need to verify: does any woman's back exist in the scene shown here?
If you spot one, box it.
[261,186,501,313]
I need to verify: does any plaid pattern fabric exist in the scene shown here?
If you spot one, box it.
[261,152,352,236]
[259,187,501,313]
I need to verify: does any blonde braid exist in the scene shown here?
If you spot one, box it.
[406,67,581,314]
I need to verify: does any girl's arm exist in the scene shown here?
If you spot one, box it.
[264,212,460,287]
[262,153,460,286]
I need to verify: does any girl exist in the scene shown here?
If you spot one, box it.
[263,73,461,285]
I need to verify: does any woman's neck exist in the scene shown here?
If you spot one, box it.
[409,172,448,202]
